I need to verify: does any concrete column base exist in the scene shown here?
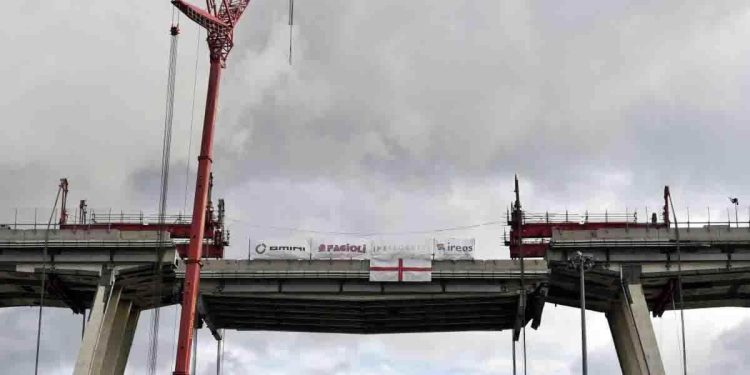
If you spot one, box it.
[73,269,139,375]
[606,283,665,375]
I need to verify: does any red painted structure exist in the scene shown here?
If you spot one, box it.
[57,180,228,259]
[171,1,252,374]
[506,181,671,258]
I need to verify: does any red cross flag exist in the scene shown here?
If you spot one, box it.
[369,258,432,282]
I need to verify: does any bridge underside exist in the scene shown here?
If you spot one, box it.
[203,294,521,334]
[548,265,750,312]
[0,264,174,311]
[189,259,549,335]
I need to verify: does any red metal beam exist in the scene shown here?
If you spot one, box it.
[506,182,672,258]
[515,222,666,239]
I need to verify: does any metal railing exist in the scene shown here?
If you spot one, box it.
[521,211,639,224]
[519,207,750,231]
[87,209,193,225]
[0,207,210,229]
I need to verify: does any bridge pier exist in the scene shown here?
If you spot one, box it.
[606,282,665,375]
[73,270,139,375]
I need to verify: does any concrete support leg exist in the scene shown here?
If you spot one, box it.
[100,299,133,375]
[74,270,114,374]
[112,308,140,375]
[74,270,139,375]
[90,286,123,374]
[606,283,665,375]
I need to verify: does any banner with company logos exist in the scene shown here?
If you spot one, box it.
[248,238,476,260]
[249,239,311,260]
[433,238,476,260]
[369,240,432,260]
[311,238,370,259]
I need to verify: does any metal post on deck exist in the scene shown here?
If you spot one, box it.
[568,252,594,375]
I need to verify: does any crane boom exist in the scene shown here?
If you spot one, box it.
[171,1,251,374]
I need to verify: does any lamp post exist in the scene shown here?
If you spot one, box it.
[568,251,595,375]
[730,197,739,228]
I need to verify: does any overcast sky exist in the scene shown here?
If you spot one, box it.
[2,0,750,374]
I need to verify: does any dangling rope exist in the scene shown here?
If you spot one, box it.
[216,332,224,375]
[34,182,64,375]
[220,330,226,375]
[512,335,516,375]
[288,0,294,65]
[170,304,180,372]
[667,189,688,375]
[192,327,199,373]
[672,298,685,374]
[148,10,180,374]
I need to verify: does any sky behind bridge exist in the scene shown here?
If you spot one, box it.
[2,0,750,373]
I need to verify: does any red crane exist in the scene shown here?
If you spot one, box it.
[170,1,252,374]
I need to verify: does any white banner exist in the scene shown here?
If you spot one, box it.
[311,239,369,259]
[370,240,432,260]
[249,239,310,260]
[433,238,475,260]
[369,258,432,282]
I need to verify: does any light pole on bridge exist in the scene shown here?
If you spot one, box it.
[568,251,595,375]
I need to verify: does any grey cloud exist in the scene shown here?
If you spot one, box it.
[697,317,750,374]
[5,1,750,374]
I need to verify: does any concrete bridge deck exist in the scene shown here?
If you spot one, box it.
[547,226,750,314]
[5,227,750,374]
[0,229,177,310]
[184,259,548,334]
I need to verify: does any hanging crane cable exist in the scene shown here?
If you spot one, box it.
[288,0,294,65]
[174,24,201,375]
[666,187,688,375]
[182,28,202,215]
[148,11,180,374]
[34,180,65,375]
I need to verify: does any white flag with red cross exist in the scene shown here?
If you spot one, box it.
[369,258,432,282]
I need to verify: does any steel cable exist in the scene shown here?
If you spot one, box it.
[288,0,294,64]
[667,190,688,375]
[183,28,202,215]
[34,183,64,375]
[148,20,180,375]
[227,218,507,236]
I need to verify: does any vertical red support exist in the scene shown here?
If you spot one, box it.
[173,61,223,375]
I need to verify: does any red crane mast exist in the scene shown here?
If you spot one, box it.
[170,1,251,374]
